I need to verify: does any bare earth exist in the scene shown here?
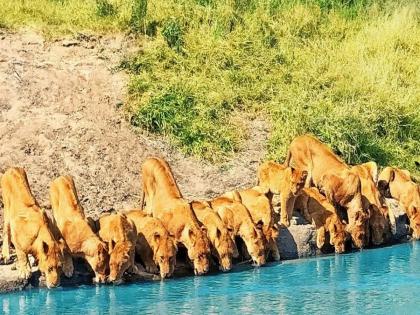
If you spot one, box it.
[0,30,268,225]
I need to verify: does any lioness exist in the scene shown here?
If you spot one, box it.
[140,157,211,275]
[285,134,369,249]
[378,167,420,239]
[209,196,266,266]
[126,209,177,279]
[1,167,64,288]
[294,187,348,253]
[351,162,391,245]
[191,200,238,271]
[257,161,307,227]
[50,175,109,283]
[97,213,138,284]
[222,188,280,261]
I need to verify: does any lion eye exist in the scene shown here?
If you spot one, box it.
[48,267,54,273]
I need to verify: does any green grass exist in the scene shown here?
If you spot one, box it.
[1,0,419,176]
[122,0,420,177]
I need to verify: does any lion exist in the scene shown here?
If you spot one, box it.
[378,167,420,239]
[208,196,266,266]
[222,187,280,261]
[126,209,177,279]
[257,161,307,227]
[351,162,391,245]
[0,167,64,288]
[294,187,349,253]
[140,157,211,275]
[49,175,109,283]
[191,200,239,271]
[96,213,138,284]
[284,134,369,249]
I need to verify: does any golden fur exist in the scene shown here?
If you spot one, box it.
[97,213,138,283]
[126,210,177,278]
[1,167,64,288]
[351,162,391,245]
[285,134,369,249]
[140,157,211,275]
[191,200,238,271]
[50,175,109,283]
[378,167,420,239]
[209,196,266,266]
[257,161,307,227]
[295,187,348,253]
[222,187,280,261]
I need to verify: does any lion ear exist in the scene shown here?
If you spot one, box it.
[153,232,161,242]
[42,241,49,255]
[401,169,411,179]
[389,169,395,182]
[216,228,221,239]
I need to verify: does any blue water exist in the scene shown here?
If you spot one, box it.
[2,242,420,315]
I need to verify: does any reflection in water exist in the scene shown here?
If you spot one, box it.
[1,243,420,314]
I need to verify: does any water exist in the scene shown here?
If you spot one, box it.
[2,242,420,315]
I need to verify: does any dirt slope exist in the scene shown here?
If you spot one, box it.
[0,30,268,225]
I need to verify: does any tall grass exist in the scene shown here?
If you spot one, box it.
[122,0,420,176]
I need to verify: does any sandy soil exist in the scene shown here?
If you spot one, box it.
[0,29,268,230]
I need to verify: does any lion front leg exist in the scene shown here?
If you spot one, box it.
[15,248,31,280]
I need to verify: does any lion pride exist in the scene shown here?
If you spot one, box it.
[1,167,64,288]
[140,157,211,275]
[209,196,266,266]
[257,161,307,227]
[351,162,391,245]
[378,167,420,239]
[50,175,109,283]
[222,188,280,261]
[191,200,238,271]
[294,187,348,253]
[96,213,138,284]
[285,134,369,249]
[126,209,177,279]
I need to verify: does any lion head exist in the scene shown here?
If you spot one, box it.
[37,240,63,288]
[210,226,237,272]
[108,241,134,284]
[85,239,109,284]
[242,220,266,266]
[152,232,177,279]
[182,226,211,275]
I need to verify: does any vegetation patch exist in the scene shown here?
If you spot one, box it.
[1,0,419,175]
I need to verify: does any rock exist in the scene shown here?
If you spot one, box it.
[385,198,410,241]
[0,264,28,293]
[62,39,79,47]
[277,224,317,260]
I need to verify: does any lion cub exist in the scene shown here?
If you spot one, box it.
[126,210,177,279]
[1,168,65,288]
[191,200,238,271]
[140,157,211,276]
[378,167,420,239]
[50,175,109,283]
[295,187,348,253]
[209,196,266,266]
[96,213,138,284]
[222,187,280,261]
[257,161,307,227]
